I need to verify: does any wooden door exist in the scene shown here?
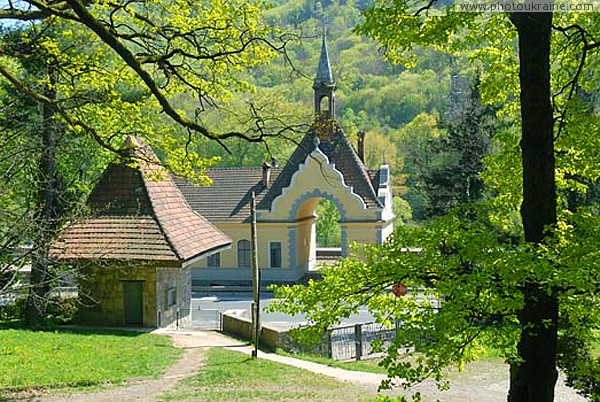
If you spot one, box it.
[123,281,143,325]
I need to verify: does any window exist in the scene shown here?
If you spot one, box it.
[237,239,251,268]
[269,242,282,268]
[165,288,177,308]
[206,252,220,268]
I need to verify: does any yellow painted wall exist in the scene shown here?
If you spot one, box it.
[191,145,395,277]
[198,223,291,270]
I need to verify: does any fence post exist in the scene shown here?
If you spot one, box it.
[326,330,333,359]
[354,324,363,361]
[176,308,180,330]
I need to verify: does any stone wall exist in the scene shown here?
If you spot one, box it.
[156,266,192,327]
[222,312,287,350]
[222,312,330,356]
[78,264,158,327]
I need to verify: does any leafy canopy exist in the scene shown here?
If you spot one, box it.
[271,4,600,399]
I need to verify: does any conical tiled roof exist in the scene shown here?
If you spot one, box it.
[313,33,335,89]
[51,137,231,264]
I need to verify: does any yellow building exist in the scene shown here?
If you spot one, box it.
[176,36,394,287]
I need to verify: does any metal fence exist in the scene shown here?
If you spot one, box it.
[328,322,397,361]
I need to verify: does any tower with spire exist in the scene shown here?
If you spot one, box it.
[313,31,335,120]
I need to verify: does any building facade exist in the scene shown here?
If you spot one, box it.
[176,36,394,287]
[51,137,231,327]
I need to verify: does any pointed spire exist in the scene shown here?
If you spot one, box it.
[313,29,334,89]
[313,25,336,122]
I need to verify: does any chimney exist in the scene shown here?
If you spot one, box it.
[262,161,272,188]
[357,131,365,162]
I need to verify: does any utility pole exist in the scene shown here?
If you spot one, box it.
[250,192,261,358]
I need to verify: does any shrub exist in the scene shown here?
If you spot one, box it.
[0,298,25,321]
[46,296,79,324]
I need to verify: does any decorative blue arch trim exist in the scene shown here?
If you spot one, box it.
[288,189,348,222]
[287,226,297,270]
[341,226,348,257]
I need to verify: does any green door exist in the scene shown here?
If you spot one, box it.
[123,281,143,325]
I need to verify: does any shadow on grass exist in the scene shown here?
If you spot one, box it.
[0,320,152,337]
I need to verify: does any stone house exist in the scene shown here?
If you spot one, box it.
[50,137,231,327]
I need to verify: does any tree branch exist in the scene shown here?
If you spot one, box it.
[550,23,600,139]
[0,64,121,155]
[62,0,286,150]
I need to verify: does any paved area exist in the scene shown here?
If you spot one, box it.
[192,293,375,327]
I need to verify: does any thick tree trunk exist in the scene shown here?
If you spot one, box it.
[25,64,59,326]
[508,12,559,402]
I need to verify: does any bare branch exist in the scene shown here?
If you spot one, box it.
[550,23,600,139]
[414,0,438,16]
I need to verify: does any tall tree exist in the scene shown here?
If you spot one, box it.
[413,75,494,219]
[0,0,288,324]
[508,12,557,401]
[271,5,600,402]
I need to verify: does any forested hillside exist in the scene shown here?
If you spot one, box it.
[189,0,490,223]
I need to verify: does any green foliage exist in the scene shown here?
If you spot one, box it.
[558,327,600,401]
[393,197,413,225]
[45,296,78,325]
[271,208,529,392]
[316,199,341,248]
[421,76,494,218]
[0,299,26,322]
[0,328,180,390]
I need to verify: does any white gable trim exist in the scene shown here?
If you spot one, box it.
[268,145,367,216]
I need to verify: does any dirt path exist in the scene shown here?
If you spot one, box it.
[38,349,200,402]
[33,330,246,402]
[24,329,589,402]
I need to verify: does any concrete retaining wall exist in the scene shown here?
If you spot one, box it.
[222,312,289,350]
[222,312,330,356]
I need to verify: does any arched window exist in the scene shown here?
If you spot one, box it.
[237,239,251,268]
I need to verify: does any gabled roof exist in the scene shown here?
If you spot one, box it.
[51,137,231,264]
[174,129,383,224]
[259,129,383,211]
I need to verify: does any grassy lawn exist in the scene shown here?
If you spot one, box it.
[0,327,181,390]
[160,348,376,402]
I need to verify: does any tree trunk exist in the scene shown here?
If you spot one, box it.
[25,63,59,326]
[508,12,559,402]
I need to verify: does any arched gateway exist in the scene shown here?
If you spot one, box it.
[177,35,394,286]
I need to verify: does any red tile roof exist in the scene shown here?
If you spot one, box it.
[51,137,231,263]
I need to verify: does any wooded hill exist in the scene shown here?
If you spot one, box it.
[186,0,494,223]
